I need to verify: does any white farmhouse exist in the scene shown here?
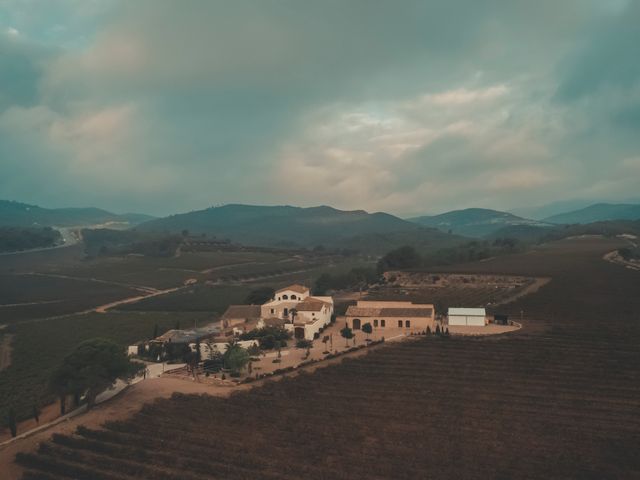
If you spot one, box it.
[222,284,334,341]
[448,307,487,326]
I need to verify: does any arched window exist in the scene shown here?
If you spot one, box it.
[282,294,289,300]
[291,294,297,300]
[352,318,361,330]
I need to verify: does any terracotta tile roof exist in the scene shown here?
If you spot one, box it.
[221,305,261,320]
[345,306,433,318]
[380,308,433,317]
[295,297,329,312]
[276,284,309,294]
[262,317,286,327]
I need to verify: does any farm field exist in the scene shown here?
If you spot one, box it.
[116,285,253,313]
[119,258,374,313]
[13,236,640,479]
[0,311,213,424]
[0,243,371,426]
[367,272,538,313]
[0,274,139,324]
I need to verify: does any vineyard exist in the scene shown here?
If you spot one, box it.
[367,274,535,312]
[13,237,640,479]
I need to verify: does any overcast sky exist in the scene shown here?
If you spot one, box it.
[1,1,639,217]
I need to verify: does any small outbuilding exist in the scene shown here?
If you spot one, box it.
[448,308,487,327]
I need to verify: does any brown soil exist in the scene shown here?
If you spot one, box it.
[0,377,235,479]
[0,334,13,371]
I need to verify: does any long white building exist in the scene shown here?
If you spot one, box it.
[447,307,487,326]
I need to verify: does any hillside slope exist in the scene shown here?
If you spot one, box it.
[544,203,640,224]
[408,208,549,238]
[0,200,154,228]
[138,204,463,252]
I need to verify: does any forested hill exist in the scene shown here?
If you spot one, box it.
[0,226,62,253]
[0,200,154,228]
[136,204,465,252]
[544,203,640,224]
[408,208,550,238]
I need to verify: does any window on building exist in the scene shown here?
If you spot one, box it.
[291,294,297,300]
[282,294,289,300]
[381,319,386,327]
[270,308,275,314]
[398,320,403,328]
[405,320,411,328]
[373,319,378,327]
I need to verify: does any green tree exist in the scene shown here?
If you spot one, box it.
[223,342,250,374]
[340,325,354,347]
[244,286,275,305]
[377,245,422,274]
[322,335,330,353]
[50,339,144,409]
[361,322,373,340]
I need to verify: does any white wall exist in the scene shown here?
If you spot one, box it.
[193,340,258,359]
[448,315,486,326]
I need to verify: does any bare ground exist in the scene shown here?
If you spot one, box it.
[0,334,13,371]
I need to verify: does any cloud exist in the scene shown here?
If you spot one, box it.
[0,1,638,216]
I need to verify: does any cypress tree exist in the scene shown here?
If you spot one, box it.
[32,404,40,424]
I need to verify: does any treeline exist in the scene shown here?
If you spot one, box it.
[618,247,640,261]
[421,238,525,267]
[82,228,181,257]
[314,267,379,295]
[0,226,62,253]
[377,239,524,273]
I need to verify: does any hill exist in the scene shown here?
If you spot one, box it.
[0,200,154,228]
[137,204,463,253]
[544,203,640,224]
[408,208,549,238]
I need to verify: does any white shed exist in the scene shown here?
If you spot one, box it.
[448,308,486,326]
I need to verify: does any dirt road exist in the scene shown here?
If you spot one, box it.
[0,377,235,480]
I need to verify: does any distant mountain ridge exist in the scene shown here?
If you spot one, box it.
[544,203,640,224]
[0,200,155,228]
[407,208,550,238]
[137,203,464,252]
